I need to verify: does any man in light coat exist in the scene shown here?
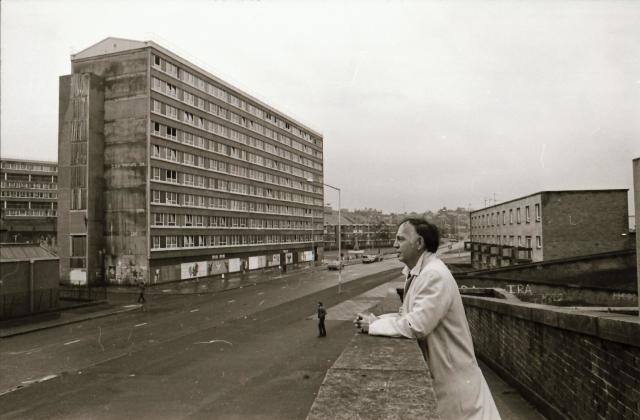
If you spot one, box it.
[355,219,500,420]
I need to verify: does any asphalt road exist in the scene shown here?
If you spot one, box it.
[0,261,403,420]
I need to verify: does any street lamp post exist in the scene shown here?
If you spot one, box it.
[307,179,342,293]
[324,183,342,294]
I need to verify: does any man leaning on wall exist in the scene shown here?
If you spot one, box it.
[354,218,500,420]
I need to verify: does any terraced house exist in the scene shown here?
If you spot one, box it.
[58,37,324,286]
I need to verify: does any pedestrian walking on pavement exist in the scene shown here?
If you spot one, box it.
[137,280,146,304]
[317,302,327,337]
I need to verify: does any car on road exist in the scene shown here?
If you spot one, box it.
[327,260,343,270]
[363,254,383,263]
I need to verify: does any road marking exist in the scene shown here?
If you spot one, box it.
[190,309,199,313]
[63,339,81,346]
[134,323,148,327]
[123,304,138,308]
[195,339,232,345]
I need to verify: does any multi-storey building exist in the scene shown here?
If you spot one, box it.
[0,158,58,247]
[468,190,629,269]
[58,37,324,286]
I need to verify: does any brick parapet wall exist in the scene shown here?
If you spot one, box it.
[463,295,640,419]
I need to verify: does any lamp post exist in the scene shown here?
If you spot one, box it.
[324,183,342,294]
[307,179,342,293]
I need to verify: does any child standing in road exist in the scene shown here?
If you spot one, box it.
[137,280,146,304]
[317,302,327,337]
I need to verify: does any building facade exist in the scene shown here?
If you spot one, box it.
[58,37,324,286]
[468,190,629,269]
[0,158,58,248]
[323,211,396,252]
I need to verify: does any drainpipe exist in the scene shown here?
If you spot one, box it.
[29,259,35,313]
[633,158,639,317]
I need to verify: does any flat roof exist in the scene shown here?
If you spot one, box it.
[1,157,58,165]
[471,189,629,215]
[71,37,323,139]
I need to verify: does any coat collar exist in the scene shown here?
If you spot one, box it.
[402,251,435,278]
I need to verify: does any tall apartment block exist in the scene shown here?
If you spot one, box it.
[0,158,58,246]
[58,37,324,286]
[468,190,629,269]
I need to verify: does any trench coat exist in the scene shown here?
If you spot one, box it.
[368,252,501,420]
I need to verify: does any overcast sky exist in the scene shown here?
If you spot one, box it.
[2,0,639,214]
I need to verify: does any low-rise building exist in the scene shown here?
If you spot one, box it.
[323,211,395,252]
[0,158,58,249]
[468,189,629,269]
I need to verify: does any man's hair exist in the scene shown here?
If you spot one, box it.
[318,302,323,306]
[400,218,440,253]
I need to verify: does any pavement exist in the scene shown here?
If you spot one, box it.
[0,259,396,338]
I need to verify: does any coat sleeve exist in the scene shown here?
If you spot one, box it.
[368,269,454,339]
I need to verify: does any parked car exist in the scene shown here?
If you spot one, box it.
[327,260,343,270]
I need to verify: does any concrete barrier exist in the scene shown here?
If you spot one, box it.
[306,286,440,420]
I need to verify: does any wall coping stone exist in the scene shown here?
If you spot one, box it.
[462,295,640,347]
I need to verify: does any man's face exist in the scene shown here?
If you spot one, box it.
[393,222,423,268]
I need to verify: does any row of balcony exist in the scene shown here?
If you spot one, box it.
[2,209,58,217]
[466,241,532,269]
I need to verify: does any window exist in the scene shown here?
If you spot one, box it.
[525,206,530,223]
[165,169,177,183]
[152,167,161,180]
[195,215,204,226]
[502,211,506,225]
[167,213,176,226]
[152,145,161,158]
[166,105,177,119]
[509,209,513,224]
[185,214,193,226]
[152,190,161,203]
[153,55,161,67]
[536,236,542,248]
[516,208,521,224]
[166,236,178,248]
[70,235,86,268]
[525,236,532,248]
[184,111,194,124]
[535,204,541,222]
[167,192,178,205]
[517,236,522,246]
[154,213,164,226]
[166,126,177,140]
[183,236,195,247]
[152,236,161,249]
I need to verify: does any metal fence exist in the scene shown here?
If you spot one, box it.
[58,286,107,302]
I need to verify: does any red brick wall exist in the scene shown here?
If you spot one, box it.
[463,297,640,420]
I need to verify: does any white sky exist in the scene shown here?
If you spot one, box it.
[2,0,639,213]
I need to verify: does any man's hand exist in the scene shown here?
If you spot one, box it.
[353,313,377,333]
